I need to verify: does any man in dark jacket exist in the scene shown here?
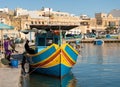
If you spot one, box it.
[24,40,35,54]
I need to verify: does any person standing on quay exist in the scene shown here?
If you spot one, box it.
[4,37,13,62]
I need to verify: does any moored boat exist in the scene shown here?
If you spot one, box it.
[94,39,104,45]
[26,26,79,77]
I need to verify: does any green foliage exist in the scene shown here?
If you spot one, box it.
[105,26,117,34]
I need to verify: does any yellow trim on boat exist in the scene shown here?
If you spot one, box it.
[31,49,72,68]
[30,43,77,66]
[62,49,76,64]
[61,43,78,55]
[61,54,73,67]
[60,44,77,63]
[31,47,61,65]
[40,54,61,68]
[28,43,59,57]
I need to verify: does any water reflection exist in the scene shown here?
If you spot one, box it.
[94,45,104,64]
[22,72,77,87]
[79,43,120,64]
[22,75,30,87]
[72,43,120,87]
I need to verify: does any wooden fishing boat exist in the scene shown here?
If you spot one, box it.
[26,25,79,77]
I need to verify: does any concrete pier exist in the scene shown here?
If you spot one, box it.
[0,43,24,87]
[0,65,22,87]
[66,38,120,43]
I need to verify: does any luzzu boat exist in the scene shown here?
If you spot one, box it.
[27,26,79,77]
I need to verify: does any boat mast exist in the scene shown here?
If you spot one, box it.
[59,25,62,46]
[48,8,62,46]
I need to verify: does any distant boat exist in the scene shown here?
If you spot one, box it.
[106,34,111,39]
[94,39,104,45]
[26,25,79,78]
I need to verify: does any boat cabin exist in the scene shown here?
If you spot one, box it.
[30,24,79,47]
[35,30,60,46]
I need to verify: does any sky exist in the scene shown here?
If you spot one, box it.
[0,0,120,17]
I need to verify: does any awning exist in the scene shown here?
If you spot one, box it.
[0,23,14,30]
[30,25,78,30]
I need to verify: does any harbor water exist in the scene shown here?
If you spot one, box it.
[22,43,120,87]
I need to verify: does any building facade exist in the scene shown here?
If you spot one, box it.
[1,7,120,39]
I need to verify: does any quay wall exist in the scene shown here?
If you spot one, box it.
[0,65,22,87]
[66,39,120,43]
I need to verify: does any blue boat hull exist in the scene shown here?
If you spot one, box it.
[31,64,71,77]
[29,43,78,77]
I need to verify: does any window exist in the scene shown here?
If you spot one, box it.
[31,21,33,24]
[109,21,115,26]
[46,38,53,46]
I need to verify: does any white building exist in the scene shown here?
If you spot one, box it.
[0,8,9,13]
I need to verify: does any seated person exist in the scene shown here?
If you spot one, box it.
[24,40,35,54]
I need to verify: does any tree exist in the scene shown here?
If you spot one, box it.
[105,26,116,34]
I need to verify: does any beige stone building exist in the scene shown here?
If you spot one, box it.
[1,8,120,39]
[79,11,120,34]
[13,8,80,30]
